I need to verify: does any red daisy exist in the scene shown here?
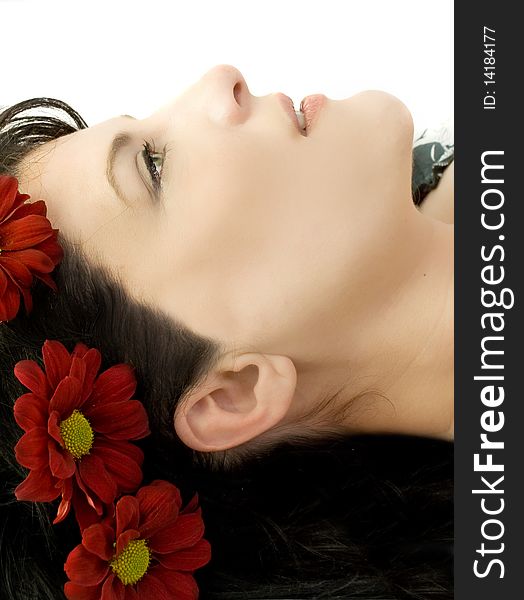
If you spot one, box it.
[0,174,64,322]
[64,480,211,600]
[13,339,151,531]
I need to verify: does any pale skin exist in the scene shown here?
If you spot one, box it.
[17,64,454,452]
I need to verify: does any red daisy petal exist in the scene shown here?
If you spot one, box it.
[148,566,199,600]
[0,175,63,321]
[101,573,125,600]
[71,341,91,359]
[54,501,73,526]
[79,453,117,505]
[0,175,19,220]
[0,266,8,296]
[7,248,54,274]
[69,356,87,393]
[0,177,62,323]
[0,193,31,229]
[115,495,140,539]
[136,482,181,539]
[0,214,54,250]
[135,570,170,600]
[86,400,150,441]
[156,539,211,572]
[76,347,102,404]
[33,231,63,265]
[64,581,102,600]
[94,438,144,469]
[14,466,60,502]
[47,410,64,445]
[54,477,73,525]
[71,482,105,533]
[13,359,50,397]
[86,364,137,411]
[149,512,204,555]
[83,523,115,562]
[181,493,200,515]
[148,479,184,503]
[64,543,110,586]
[42,340,73,389]
[1,195,36,226]
[14,427,49,469]
[33,269,58,292]
[92,442,143,493]
[7,198,47,220]
[0,255,33,287]
[74,469,105,513]
[48,439,76,479]
[115,528,141,557]
[48,375,82,416]
[123,585,139,600]
[13,392,48,431]
[0,277,21,321]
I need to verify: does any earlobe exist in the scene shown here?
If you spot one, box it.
[173,352,297,452]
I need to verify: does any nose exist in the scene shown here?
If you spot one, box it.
[199,64,252,127]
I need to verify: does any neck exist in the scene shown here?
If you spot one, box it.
[291,207,454,441]
[356,210,454,440]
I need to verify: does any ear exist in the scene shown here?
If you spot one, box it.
[173,352,297,452]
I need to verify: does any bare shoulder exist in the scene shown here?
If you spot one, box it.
[418,161,454,224]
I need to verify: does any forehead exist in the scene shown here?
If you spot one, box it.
[17,117,128,243]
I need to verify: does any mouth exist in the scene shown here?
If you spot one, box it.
[299,94,327,134]
[276,93,308,136]
[295,109,307,135]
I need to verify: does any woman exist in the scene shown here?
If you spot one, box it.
[1,64,454,599]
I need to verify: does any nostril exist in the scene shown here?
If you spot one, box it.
[233,82,242,106]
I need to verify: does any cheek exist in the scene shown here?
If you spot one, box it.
[169,138,293,259]
[90,211,165,301]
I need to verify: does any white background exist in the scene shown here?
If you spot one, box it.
[1,0,453,133]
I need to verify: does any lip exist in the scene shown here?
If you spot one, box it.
[300,94,327,133]
[276,93,306,136]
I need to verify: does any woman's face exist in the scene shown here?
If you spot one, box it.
[19,64,416,351]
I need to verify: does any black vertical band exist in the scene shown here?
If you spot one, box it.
[456,2,522,598]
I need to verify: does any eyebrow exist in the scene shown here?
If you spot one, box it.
[105,115,138,208]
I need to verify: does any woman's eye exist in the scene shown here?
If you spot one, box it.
[141,140,164,192]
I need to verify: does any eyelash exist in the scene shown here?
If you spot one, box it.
[141,139,163,192]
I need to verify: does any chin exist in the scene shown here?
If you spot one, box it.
[338,89,414,146]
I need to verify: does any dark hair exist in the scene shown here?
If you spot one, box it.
[0,98,453,599]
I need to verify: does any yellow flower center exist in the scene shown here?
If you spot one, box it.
[59,410,94,459]
[109,539,152,585]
